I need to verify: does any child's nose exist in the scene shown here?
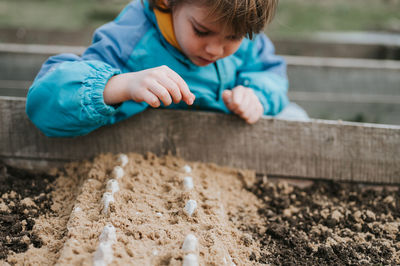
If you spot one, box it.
[205,43,224,58]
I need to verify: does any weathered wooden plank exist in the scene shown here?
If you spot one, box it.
[289,91,400,104]
[0,44,84,81]
[285,56,400,95]
[290,97,400,125]
[0,28,93,46]
[274,39,400,60]
[0,80,31,97]
[0,52,49,81]
[1,97,399,184]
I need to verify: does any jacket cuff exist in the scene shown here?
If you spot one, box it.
[82,64,121,120]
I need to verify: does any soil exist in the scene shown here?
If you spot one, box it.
[249,178,400,265]
[0,162,55,260]
[0,154,399,265]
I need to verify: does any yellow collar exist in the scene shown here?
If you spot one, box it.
[153,8,182,51]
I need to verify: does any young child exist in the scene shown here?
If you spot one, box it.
[26,0,290,137]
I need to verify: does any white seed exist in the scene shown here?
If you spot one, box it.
[156,212,163,218]
[99,224,117,243]
[183,165,192,173]
[183,177,194,191]
[93,259,107,266]
[183,253,198,266]
[224,254,236,266]
[70,206,82,221]
[118,154,129,167]
[218,204,225,217]
[184,200,197,217]
[93,242,113,266]
[152,249,159,256]
[106,179,119,195]
[112,166,124,180]
[182,234,198,252]
[102,192,114,215]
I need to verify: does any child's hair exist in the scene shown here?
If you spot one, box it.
[148,0,278,39]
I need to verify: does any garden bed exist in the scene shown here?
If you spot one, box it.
[1,153,399,265]
[1,97,399,264]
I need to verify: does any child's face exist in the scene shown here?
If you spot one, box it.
[172,4,244,66]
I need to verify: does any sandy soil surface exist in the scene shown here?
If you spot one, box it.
[1,153,262,265]
[1,153,399,265]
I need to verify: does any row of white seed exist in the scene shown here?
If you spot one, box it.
[94,154,128,266]
[182,165,196,216]
[181,165,236,266]
[181,165,199,266]
[182,234,199,266]
[102,154,127,215]
[93,224,117,266]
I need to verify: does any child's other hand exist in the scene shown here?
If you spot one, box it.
[222,86,264,124]
[104,65,195,107]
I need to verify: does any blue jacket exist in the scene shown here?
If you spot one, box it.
[26,0,289,137]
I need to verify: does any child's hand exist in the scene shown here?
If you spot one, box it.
[222,86,264,124]
[104,65,195,107]
[127,66,195,107]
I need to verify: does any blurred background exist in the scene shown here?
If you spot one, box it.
[0,0,399,124]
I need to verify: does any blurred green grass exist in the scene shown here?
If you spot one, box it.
[267,0,400,37]
[0,0,399,36]
[0,0,127,31]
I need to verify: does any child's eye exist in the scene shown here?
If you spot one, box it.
[193,26,209,37]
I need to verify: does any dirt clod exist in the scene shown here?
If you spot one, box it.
[0,163,55,260]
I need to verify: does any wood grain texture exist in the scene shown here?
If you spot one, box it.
[290,100,400,126]
[1,97,399,184]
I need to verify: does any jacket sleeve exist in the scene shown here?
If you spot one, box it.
[26,0,149,137]
[236,34,289,115]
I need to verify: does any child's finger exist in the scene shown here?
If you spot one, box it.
[236,92,252,116]
[246,111,262,124]
[245,102,263,124]
[165,67,195,105]
[242,103,257,122]
[232,86,245,110]
[148,80,173,106]
[141,90,161,108]
[222,90,234,109]
[158,74,182,104]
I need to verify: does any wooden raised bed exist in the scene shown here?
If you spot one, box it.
[1,96,399,184]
